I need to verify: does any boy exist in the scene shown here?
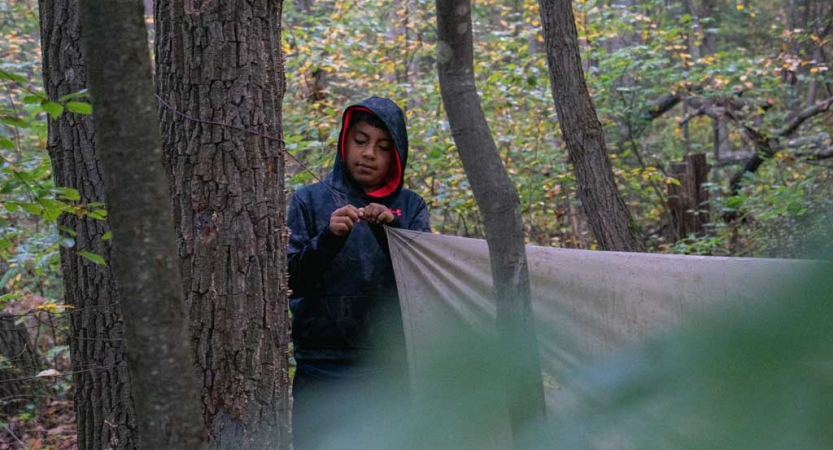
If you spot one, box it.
[287,97,430,449]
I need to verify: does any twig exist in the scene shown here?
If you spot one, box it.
[1,421,29,450]
[3,86,23,159]
[0,364,116,387]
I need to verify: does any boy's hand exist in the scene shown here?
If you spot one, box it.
[329,205,362,236]
[363,203,395,225]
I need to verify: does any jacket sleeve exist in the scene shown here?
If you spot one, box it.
[287,195,348,296]
[406,198,431,232]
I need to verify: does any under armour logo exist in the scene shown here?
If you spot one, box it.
[389,208,402,217]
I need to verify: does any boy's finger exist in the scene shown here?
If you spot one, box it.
[335,206,361,222]
[330,217,355,235]
[334,205,357,214]
[345,209,361,222]
[338,216,356,229]
[379,211,395,223]
[330,223,348,236]
[365,204,383,217]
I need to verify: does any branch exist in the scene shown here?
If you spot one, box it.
[679,106,706,126]
[798,147,833,160]
[729,97,833,195]
[715,151,754,166]
[779,96,833,137]
[786,132,831,149]
[639,83,702,122]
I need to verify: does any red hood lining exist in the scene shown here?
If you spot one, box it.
[339,106,402,198]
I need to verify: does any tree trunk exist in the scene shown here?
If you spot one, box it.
[786,0,813,115]
[436,0,546,447]
[77,0,206,449]
[38,2,139,449]
[154,1,291,448]
[0,313,42,413]
[698,0,718,56]
[713,115,731,176]
[538,0,645,252]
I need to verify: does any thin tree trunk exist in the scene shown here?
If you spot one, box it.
[681,0,702,60]
[786,0,813,115]
[0,313,42,413]
[538,0,646,252]
[154,0,291,448]
[699,0,718,56]
[38,1,139,449]
[436,0,546,447]
[77,1,206,449]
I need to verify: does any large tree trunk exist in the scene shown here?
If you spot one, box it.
[38,2,139,449]
[154,1,291,448]
[538,0,645,252]
[77,0,206,449]
[436,0,546,447]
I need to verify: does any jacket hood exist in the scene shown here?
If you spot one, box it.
[329,97,409,198]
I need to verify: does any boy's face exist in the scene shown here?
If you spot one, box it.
[344,121,394,192]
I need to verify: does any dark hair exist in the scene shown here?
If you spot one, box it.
[348,110,389,133]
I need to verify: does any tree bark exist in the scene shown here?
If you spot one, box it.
[436,0,546,447]
[538,0,645,252]
[38,1,140,449]
[0,313,42,413]
[154,1,291,448]
[77,1,206,449]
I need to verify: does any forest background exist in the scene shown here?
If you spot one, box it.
[0,0,831,447]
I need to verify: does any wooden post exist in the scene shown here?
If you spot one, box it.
[668,153,709,239]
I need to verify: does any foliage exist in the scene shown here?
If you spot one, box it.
[283,0,832,255]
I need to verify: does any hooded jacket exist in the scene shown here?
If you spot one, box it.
[287,97,431,367]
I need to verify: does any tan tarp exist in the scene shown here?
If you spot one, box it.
[387,228,815,428]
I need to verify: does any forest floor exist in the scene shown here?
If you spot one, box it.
[0,399,76,450]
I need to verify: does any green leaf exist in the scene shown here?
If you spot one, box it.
[60,226,78,237]
[56,187,80,201]
[4,203,19,213]
[58,89,89,102]
[20,203,42,215]
[101,231,113,241]
[23,95,43,104]
[0,137,15,150]
[0,69,27,84]
[66,102,92,115]
[1,116,30,129]
[87,209,108,220]
[41,101,64,119]
[77,250,107,266]
[41,199,65,222]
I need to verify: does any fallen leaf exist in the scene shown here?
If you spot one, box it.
[36,369,61,378]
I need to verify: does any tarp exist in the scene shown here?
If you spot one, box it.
[386,228,817,437]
